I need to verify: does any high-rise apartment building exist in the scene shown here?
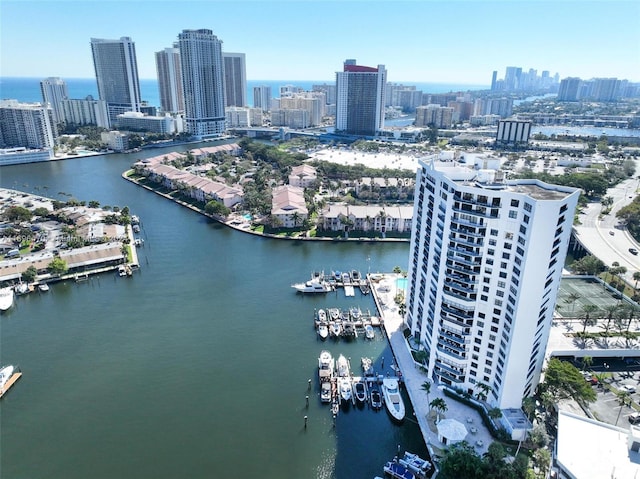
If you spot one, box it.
[312,84,336,105]
[253,85,272,111]
[335,60,386,136]
[0,100,56,150]
[222,52,247,107]
[155,45,185,114]
[406,159,579,409]
[90,37,142,126]
[40,77,68,124]
[557,77,582,102]
[592,78,620,102]
[60,96,109,128]
[178,29,226,138]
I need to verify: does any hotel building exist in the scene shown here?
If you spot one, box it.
[406,159,579,409]
[90,37,142,127]
[335,59,386,136]
[178,29,226,138]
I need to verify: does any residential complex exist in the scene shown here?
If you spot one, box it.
[222,52,247,108]
[253,85,272,111]
[335,59,387,136]
[178,29,226,138]
[405,158,580,410]
[90,37,142,126]
[155,45,185,114]
[39,77,68,124]
[0,100,55,151]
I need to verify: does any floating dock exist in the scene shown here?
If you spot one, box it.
[0,372,22,398]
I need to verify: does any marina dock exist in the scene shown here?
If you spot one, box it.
[0,372,22,398]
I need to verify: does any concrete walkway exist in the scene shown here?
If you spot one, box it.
[370,273,494,463]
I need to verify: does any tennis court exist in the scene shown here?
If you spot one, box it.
[555,276,633,319]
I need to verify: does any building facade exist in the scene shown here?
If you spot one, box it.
[406,159,579,409]
[496,120,531,147]
[90,37,142,127]
[40,77,68,124]
[335,60,387,136]
[222,52,247,107]
[0,100,55,150]
[253,85,272,111]
[178,29,226,138]
[60,96,109,128]
[155,45,185,114]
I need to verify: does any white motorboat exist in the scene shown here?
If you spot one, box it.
[291,279,332,293]
[131,215,140,225]
[353,379,367,403]
[0,287,15,311]
[328,308,340,321]
[14,282,29,295]
[336,354,349,377]
[382,377,405,421]
[329,321,342,338]
[0,365,15,389]
[318,350,334,382]
[317,322,329,339]
[338,377,352,403]
[38,283,50,292]
[118,265,127,277]
[370,387,382,409]
[349,307,362,319]
[320,381,332,403]
[398,452,432,478]
[364,324,375,339]
[361,357,374,377]
[317,309,327,322]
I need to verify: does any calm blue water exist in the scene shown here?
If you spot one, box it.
[0,146,428,479]
[0,77,486,109]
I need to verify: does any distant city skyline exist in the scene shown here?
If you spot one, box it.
[1,1,639,84]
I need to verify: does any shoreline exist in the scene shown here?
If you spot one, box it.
[122,170,410,243]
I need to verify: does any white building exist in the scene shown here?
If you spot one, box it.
[253,85,272,111]
[40,77,68,123]
[222,52,247,107]
[60,96,109,128]
[225,107,251,128]
[0,100,55,150]
[90,37,142,127]
[155,45,184,114]
[100,131,129,152]
[496,120,531,147]
[116,111,176,134]
[289,164,317,188]
[0,147,53,166]
[178,29,226,138]
[406,159,579,409]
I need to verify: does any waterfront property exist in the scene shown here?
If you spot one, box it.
[319,203,413,235]
[405,158,580,413]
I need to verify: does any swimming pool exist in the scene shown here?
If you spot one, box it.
[243,214,252,221]
[396,277,408,290]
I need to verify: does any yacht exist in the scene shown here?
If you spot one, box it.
[317,322,329,339]
[383,461,415,479]
[0,287,15,311]
[382,377,405,421]
[0,365,15,389]
[370,386,382,409]
[318,350,334,383]
[291,278,332,293]
[353,379,367,403]
[398,452,432,478]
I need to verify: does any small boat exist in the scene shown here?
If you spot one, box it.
[361,357,374,377]
[341,272,350,284]
[382,377,405,421]
[349,307,362,320]
[134,238,144,247]
[37,283,50,292]
[341,321,355,338]
[351,270,361,282]
[118,265,127,277]
[354,379,367,403]
[0,365,15,389]
[14,282,29,295]
[338,377,352,403]
[291,279,332,293]
[384,461,415,479]
[359,283,371,295]
[317,309,327,322]
[318,350,334,383]
[317,322,329,340]
[364,324,375,339]
[398,452,432,478]
[321,382,332,403]
[0,287,15,311]
[370,387,382,409]
[132,224,140,233]
[336,354,349,377]
[131,215,140,224]
[330,321,342,338]
[328,308,340,321]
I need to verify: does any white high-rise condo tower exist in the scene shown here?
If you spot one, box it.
[178,29,226,138]
[335,60,386,136]
[222,52,247,107]
[406,159,579,410]
[40,77,68,124]
[155,45,185,114]
[90,37,142,127]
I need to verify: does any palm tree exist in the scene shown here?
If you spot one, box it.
[633,271,640,293]
[601,304,620,334]
[474,382,492,402]
[421,381,431,405]
[429,397,447,423]
[580,304,599,335]
[564,292,582,316]
[615,390,633,426]
[581,355,593,371]
[291,211,300,228]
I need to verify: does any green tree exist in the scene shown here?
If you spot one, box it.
[429,397,448,423]
[474,382,492,401]
[571,255,605,276]
[615,390,633,426]
[4,205,33,222]
[437,442,485,479]
[21,265,38,283]
[420,380,431,405]
[47,257,68,276]
[541,358,597,403]
[204,200,231,218]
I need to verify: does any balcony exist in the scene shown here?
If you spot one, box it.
[436,343,467,359]
[450,224,485,237]
[445,260,480,276]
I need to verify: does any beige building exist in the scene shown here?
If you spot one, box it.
[271,185,308,228]
[288,164,317,188]
[319,204,413,233]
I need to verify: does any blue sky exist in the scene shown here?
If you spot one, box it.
[1,0,638,83]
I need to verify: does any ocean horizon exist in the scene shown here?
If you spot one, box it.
[0,76,488,109]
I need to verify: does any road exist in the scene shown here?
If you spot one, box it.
[573,158,640,283]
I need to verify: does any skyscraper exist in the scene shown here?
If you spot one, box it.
[0,100,55,150]
[253,85,272,111]
[406,159,579,409]
[335,60,387,136]
[90,37,142,126]
[557,77,582,102]
[222,52,247,107]
[178,29,226,138]
[40,77,68,124]
[155,45,185,114]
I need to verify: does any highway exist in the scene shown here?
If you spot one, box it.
[573,158,640,283]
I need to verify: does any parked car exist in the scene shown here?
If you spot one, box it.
[629,412,640,424]
[629,247,638,255]
[609,230,615,236]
